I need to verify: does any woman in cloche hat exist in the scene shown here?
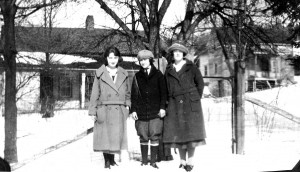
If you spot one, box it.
[163,43,207,172]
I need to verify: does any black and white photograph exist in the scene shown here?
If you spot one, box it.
[0,0,300,171]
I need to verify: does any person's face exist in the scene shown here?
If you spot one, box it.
[107,52,118,68]
[173,50,184,62]
[139,58,151,69]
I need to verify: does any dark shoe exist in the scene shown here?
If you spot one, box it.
[110,161,118,166]
[104,160,111,169]
[156,156,161,162]
[150,163,159,169]
[165,155,174,161]
[141,162,148,166]
[108,154,118,166]
[179,164,186,169]
[185,165,194,172]
[103,153,111,169]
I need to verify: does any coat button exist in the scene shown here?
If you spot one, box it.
[179,100,183,103]
[108,94,111,97]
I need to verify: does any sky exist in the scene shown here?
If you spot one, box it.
[26,0,187,29]
[18,0,187,64]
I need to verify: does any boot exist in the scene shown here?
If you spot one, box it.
[157,139,163,162]
[103,153,110,169]
[150,146,159,169]
[108,154,118,166]
[164,147,174,161]
[141,144,148,165]
[185,165,194,172]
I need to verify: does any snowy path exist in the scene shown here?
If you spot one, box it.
[12,133,299,172]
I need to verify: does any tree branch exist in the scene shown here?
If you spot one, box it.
[95,0,146,49]
[17,0,65,9]
[211,16,234,74]
[158,0,171,25]
[135,0,149,34]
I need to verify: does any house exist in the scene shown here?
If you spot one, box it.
[196,27,298,97]
[0,15,143,115]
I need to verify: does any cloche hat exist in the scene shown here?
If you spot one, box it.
[167,43,189,55]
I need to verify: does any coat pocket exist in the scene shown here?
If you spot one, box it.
[121,106,130,116]
[190,92,200,112]
[96,106,106,124]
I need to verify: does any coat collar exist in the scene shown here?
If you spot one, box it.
[96,65,128,93]
[166,60,194,79]
[138,64,158,78]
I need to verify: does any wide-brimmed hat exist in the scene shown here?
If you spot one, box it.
[137,50,154,60]
[167,43,189,55]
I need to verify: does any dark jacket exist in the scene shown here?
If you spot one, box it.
[131,65,167,120]
[163,60,206,143]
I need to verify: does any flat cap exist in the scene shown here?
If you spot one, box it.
[137,50,154,60]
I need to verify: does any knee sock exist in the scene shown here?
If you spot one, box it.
[140,143,148,164]
[150,146,159,164]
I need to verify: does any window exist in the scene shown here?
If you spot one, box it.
[204,65,208,76]
[260,57,269,72]
[40,74,53,99]
[59,74,72,98]
[214,63,218,74]
[272,59,277,73]
[85,75,94,100]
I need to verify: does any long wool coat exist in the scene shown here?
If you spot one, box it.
[88,65,131,152]
[131,65,168,120]
[163,60,206,144]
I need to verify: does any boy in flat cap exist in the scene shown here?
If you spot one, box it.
[130,50,167,169]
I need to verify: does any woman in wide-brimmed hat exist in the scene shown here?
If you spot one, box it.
[163,42,206,172]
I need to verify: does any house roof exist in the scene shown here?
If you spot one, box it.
[64,61,140,70]
[196,25,293,56]
[1,61,140,71]
[14,26,143,61]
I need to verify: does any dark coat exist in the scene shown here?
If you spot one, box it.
[163,60,206,143]
[131,65,168,120]
[88,65,131,152]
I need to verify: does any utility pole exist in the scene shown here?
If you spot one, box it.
[232,0,246,154]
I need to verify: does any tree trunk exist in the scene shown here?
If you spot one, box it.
[233,61,245,154]
[0,1,18,163]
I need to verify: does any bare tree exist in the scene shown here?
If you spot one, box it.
[0,0,67,163]
[94,0,171,60]
[167,0,288,154]
[92,0,290,155]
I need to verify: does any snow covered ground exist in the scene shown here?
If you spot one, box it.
[1,77,300,171]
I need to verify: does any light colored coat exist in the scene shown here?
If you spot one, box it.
[89,65,131,152]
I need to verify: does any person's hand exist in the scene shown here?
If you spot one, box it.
[131,112,138,120]
[159,109,166,118]
[89,115,96,122]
